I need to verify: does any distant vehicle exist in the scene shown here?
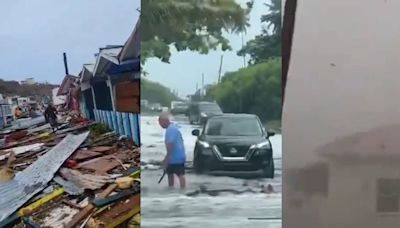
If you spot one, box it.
[140,99,149,108]
[191,114,275,178]
[188,101,223,125]
[171,101,188,115]
[149,103,162,112]
[161,107,169,112]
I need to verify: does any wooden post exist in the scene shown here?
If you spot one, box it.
[107,77,116,111]
[282,0,297,105]
[91,87,97,110]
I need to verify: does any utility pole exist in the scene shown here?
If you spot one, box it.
[63,52,69,75]
[201,73,205,100]
[218,55,224,84]
[241,33,246,68]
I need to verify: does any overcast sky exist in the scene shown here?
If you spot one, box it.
[0,0,267,97]
[0,0,139,84]
[144,0,268,97]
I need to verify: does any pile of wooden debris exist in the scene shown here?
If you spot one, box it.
[0,116,140,228]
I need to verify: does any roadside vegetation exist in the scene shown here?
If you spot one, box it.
[141,78,180,108]
[207,0,282,128]
[206,58,281,125]
[141,0,252,64]
[141,0,282,130]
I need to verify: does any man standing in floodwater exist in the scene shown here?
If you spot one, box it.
[158,113,186,189]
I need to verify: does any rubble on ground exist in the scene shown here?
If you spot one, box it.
[0,113,140,228]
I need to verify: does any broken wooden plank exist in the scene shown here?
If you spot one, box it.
[76,155,122,174]
[64,184,117,228]
[97,194,140,228]
[0,143,44,161]
[72,149,102,161]
[60,168,109,190]
[90,146,115,154]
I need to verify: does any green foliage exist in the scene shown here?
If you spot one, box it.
[265,120,281,133]
[90,123,111,136]
[141,78,180,107]
[141,0,253,64]
[207,58,281,122]
[237,0,281,64]
[0,79,57,97]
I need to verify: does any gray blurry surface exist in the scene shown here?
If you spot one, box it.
[282,0,400,227]
[53,176,83,196]
[141,115,282,228]
[0,132,89,222]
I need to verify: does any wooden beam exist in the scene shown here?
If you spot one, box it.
[64,184,117,228]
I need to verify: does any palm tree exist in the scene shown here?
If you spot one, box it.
[262,0,281,35]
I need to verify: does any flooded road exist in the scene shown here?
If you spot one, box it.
[141,115,282,228]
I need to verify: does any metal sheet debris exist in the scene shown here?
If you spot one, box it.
[0,143,44,161]
[27,124,51,135]
[10,117,46,130]
[0,131,89,222]
[0,111,140,226]
[53,176,84,195]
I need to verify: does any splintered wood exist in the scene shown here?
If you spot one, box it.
[72,150,102,161]
[76,155,122,175]
[96,194,140,227]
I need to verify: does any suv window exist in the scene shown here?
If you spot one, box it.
[204,116,263,136]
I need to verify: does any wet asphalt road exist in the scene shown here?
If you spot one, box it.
[141,115,282,228]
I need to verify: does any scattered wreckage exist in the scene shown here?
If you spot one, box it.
[0,114,140,228]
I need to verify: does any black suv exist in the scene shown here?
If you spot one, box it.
[188,102,223,125]
[192,114,275,178]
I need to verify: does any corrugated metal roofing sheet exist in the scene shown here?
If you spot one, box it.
[83,64,95,73]
[10,116,46,130]
[0,131,89,222]
[119,18,140,62]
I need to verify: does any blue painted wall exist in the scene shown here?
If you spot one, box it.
[94,109,140,145]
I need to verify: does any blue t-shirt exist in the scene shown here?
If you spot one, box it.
[165,123,186,164]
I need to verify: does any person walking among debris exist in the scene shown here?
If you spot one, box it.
[14,107,22,119]
[158,112,186,189]
[44,104,58,130]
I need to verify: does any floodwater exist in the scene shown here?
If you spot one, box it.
[141,115,282,228]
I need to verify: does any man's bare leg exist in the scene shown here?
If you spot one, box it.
[178,175,186,189]
[168,173,174,187]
